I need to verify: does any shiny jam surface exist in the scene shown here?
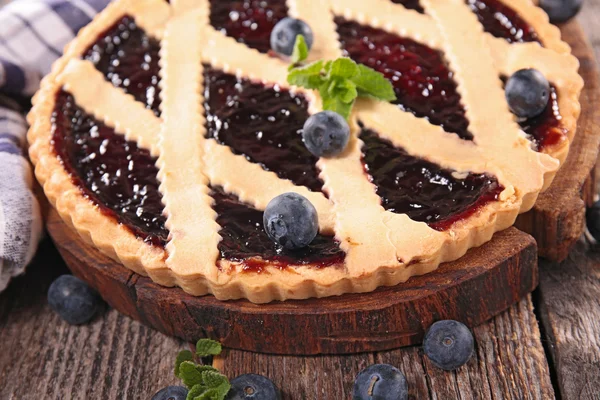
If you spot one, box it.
[391,0,539,43]
[83,16,161,116]
[466,0,539,43]
[211,186,345,272]
[209,0,288,53]
[52,91,168,246]
[391,0,424,13]
[360,129,503,230]
[519,86,566,151]
[336,17,473,140]
[203,66,323,192]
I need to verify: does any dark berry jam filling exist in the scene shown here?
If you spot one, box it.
[360,129,503,230]
[211,186,345,272]
[52,90,168,246]
[391,0,424,13]
[83,16,161,116]
[209,0,288,53]
[203,66,323,192]
[51,91,342,267]
[519,85,566,151]
[467,0,539,44]
[336,18,473,140]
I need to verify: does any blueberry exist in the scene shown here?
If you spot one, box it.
[540,0,582,23]
[151,386,188,400]
[47,275,102,325]
[270,17,313,57]
[423,320,474,371]
[586,200,600,240]
[302,111,350,157]
[263,193,318,250]
[505,69,550,119]
[352,364,408,400]
[225,374,281,400]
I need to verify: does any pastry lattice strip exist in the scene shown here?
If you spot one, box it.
[54,0,576,282]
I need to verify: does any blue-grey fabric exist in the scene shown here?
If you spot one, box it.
[0,0,111,291]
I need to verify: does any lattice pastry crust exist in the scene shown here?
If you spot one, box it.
[28,0,583,302]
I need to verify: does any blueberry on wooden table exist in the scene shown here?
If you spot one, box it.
[505,69,550,119]
[47,274,103,325]
[225,374,281,400]
[352,364,408,400]
[540,0,582,23]
[270,17,313,56]
[263,192,319,250]
[423,320,474,371]
[151,386,188,400]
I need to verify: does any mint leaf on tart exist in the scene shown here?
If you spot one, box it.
[354,64,396,102]
[287,40,396,120]
[290,34,309,65]
[196,338,223,357]
[287,60,325,88]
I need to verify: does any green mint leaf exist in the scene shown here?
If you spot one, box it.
[201,371,229,387]
[180,361,204,388]
[195,388,221,400]
[287,56,396,120]
[175,350,195,378]
[195,365,220,376]
[215,382,231,399]
[327,57,359,80]
[320,87,354,120]
[327,78,358,104]
[291,34,309,65]
[287,60,325,88]
[353,64,397,102]
[187,384,211,400]
[196,339,222,357]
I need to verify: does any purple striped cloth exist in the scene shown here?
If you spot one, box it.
[0,0,110,291]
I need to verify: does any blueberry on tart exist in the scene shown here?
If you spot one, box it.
[28,0,582,303]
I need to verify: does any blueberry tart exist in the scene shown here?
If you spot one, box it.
[28,0,583,302]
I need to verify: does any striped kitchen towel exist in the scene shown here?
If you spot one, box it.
[0,0,110,291]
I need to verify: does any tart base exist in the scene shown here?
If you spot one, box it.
[48,210,536,355]
[514,21,600,261]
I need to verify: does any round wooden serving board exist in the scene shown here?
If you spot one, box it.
[45,20,600,355]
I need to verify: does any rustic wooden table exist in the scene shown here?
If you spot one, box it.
[2,2,600,399]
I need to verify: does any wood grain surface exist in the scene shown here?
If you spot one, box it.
[217,297,555,399]
[1,2,600,400]
[537,242,600,400]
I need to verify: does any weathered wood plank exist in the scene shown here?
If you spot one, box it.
[0,240,556,399]
[529,4,600,400]
[218,296,555,400]
[578,0,600,64]
[0,240,184,399]
[537,241,600,400]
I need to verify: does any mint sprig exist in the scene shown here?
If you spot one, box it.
[287,39,396,120]
[196,338,222,357]
[175,339,230,400]
[290,34,309,66]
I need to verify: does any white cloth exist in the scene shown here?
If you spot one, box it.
[0,0,109,292]
[0,108,42,291]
